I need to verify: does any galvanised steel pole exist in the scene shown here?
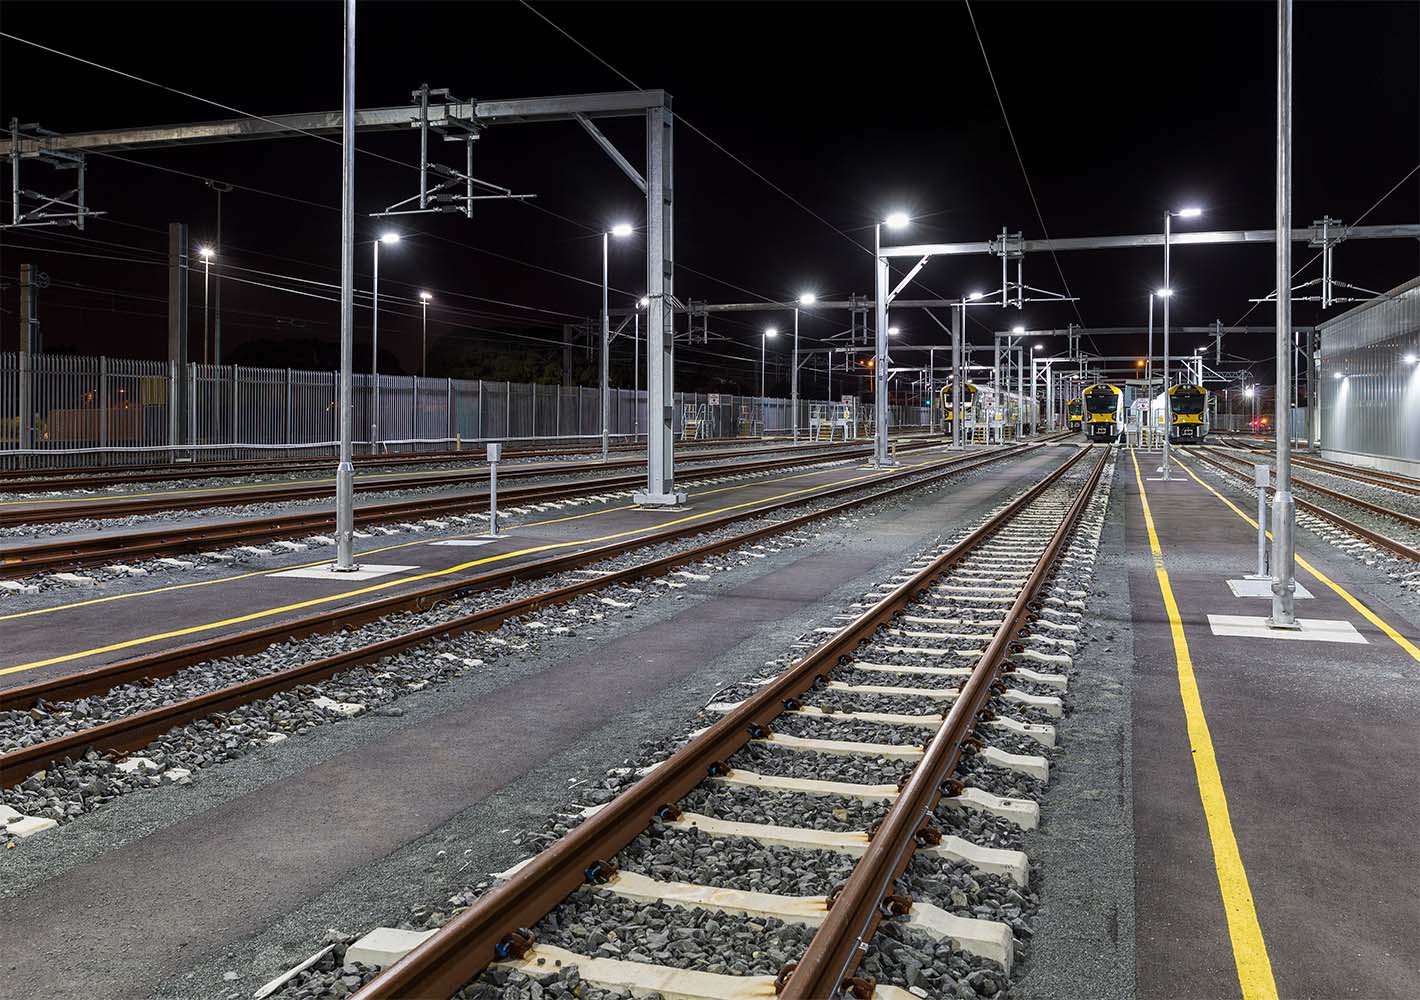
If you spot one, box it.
[333,0,357,572]
[1271,0,1298,627]
[601,232,610,461]
[952,299,963,449]
[760,332,767,434]
[1160,212,1172,477]
[421,296,428,378]
[202,255,210,367]
[371,238,381,451]
[633,310,640,439]
[873,223,891,465]
[1146,291,1154,446]
[792,307,799,444]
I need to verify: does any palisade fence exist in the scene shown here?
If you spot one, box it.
[0,351,930,469]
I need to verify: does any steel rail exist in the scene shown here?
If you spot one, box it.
[0,442,907,527]
[0,443,948,577]
[0,440,1056,789]
[0,442,1053,769]
[780,446,1106,999]
[349,445,1093,1000]
[0,436,766,492]
[1217,437,1420,497]
[1191,450,1420,561]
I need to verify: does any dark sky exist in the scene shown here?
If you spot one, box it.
[2,0,1417,395]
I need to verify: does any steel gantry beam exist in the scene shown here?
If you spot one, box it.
[0,91,668,154]
[6,87,684,506]
[879,223,1420,258]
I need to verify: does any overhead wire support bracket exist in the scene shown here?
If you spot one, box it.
[4,118,103,230]
[366,83,535,220]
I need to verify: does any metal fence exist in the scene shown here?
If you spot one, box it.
[0,351,930,468]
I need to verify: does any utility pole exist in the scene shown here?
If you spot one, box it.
[333,0,357,573]
[1270,0,1299,628]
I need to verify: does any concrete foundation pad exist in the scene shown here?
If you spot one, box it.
[271,563,418,581]
[1226,577,1314,599]
[1206,614,1367,644]
[428,538,497,547]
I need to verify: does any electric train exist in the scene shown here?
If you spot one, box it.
[1066,398,1083,431]
[1149,383,1210,443]
[1081,383,1124,441]
[939,382,979,434]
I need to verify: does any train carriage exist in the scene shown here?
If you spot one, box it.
[1081,383,1124,441]
[1150,383,1210,444]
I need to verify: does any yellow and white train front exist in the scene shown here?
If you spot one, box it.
[1150,384,1209,443]
[1081,384,1123,441]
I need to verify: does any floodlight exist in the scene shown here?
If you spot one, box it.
[885,212,910,229]
[380,232,401,244]
[798,292,816,306]
[611,223,634,238]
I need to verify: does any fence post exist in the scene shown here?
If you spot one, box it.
[230,364,239,449]
[531,382,537,438]
[505,380,511,438]
[168,360,179,462]
[286,368,294,446]
[187,362,197,459]
[99,356,109,464]
[411,375,418,452]
[477,378,484,440]
[446,377,453,448]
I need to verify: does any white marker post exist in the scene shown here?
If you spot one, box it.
[1246,463,1270,580]
[487,442,502,538]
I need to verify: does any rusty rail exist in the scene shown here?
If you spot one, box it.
[1192,449,1420,561]
[1,442,1050,786]
[780,445,1106,998]
[350,445,1094,1000]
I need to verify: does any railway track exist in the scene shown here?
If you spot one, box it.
[0,444,954,578]
[0,435,764,493]
[0,441,901,528]
[309,445,1107,1000]
[1188,447,1420,562]
[1221,437,1420,497]
[0,439,1068,786]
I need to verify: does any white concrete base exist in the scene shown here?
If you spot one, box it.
[429,538,497,547]
[714,769,897,802]
[311,695,365,717]
[272,563,417,581]
[1227,578,1314,599]
[345,926,438,969]
[1207,614,1366,644]
[1,804,58,838]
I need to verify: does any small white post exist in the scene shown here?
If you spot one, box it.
[486,441,502,537]
[1246,463,1270,580]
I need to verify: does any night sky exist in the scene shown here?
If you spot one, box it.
[2,0,1417,398]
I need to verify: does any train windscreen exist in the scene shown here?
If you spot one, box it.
[1172,391,1205,415]
[1084,392,1117,414]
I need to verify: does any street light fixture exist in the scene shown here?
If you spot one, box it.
[1012,325,1025,334]
[762,326,778,437]
[873,213,911,467]
[792,293,816,443]
[418,292,433,378]
[888,326,900,337]
[600,223,635,459]
[370,232,402,449]
[1160,206,1202,479]
[968,291,984,301]
[198,247,215,365]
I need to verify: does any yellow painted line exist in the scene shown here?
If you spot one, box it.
[1129,448,1279,1000]
[1171,451,1420,662]
[0,458,887,625]
[0,454,956,676]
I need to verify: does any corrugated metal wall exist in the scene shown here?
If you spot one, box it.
[1318,276,1420,470]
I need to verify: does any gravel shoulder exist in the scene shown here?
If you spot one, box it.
[1014,456,1137,1000]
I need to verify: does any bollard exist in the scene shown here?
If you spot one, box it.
[487,442,502,538]
[1246,463,1270,580]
